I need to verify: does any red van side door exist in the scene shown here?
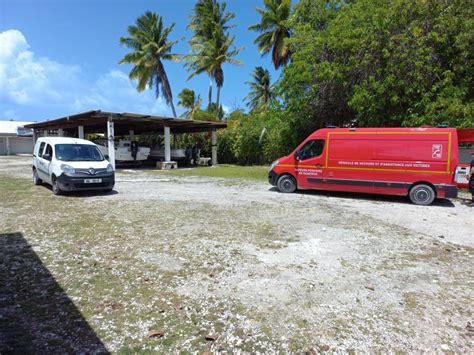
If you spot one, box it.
[323,134,376,194]
[295,139,327,190]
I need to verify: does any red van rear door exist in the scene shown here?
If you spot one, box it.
[295,139,326,190]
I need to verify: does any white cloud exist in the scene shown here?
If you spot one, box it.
[0,30,81,105]
[221,104,231,115]
[0,29,28,58]
[0,29,170,116]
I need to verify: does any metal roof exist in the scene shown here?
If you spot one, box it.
[0,120,35,136]
[24,110,227,135]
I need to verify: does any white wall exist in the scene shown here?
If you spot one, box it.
[0,136,34,155]
[0,138,5,155]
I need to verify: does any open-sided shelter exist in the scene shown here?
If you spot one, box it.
[25,110,227,168]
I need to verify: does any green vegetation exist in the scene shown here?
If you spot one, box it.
[221,0,474,165]
[152,164,268,181]
[281,0,473,129]
[120,0,473,165]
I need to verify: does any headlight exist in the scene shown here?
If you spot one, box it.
[60,164,75,174]
[270,159,279,170]
[106,163,114,173]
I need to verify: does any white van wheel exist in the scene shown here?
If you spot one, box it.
[277,175,297,193]
[409,184,435,205]
[33,168,42,185]
[52,177,62,195]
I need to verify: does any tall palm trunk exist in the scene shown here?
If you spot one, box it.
[216,85,221,109]
[208,78,213,108]
[170,102,177,118]
[215,67,224,110]
[157,62,178,118]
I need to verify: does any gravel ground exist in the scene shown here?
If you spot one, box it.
[1,155,473,353]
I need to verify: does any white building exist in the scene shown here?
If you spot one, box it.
[0,121,35,155]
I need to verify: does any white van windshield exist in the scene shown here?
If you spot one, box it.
[55,144,104,162]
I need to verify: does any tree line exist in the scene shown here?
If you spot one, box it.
[119,0,473,165]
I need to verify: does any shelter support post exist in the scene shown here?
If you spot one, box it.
[78,126,84,139]
[211,130,217,166]
[58,128,64,137]
[129,130,134,141]
[107,117,116,169]
[43,130,48,137]
[164,126,171,162]
[32,130,37,143]
[6,137,10,156]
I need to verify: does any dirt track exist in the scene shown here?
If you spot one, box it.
[1,156,473,352]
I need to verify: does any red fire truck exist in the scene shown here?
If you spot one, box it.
[268,127,459,205]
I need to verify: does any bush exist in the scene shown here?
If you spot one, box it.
[215,109,300,166]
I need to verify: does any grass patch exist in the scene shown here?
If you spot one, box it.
[150,164,268,181]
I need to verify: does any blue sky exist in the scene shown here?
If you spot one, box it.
[0,0,279,122]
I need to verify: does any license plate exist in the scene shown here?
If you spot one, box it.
[84,178,102,183]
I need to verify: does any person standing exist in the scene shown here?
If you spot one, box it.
[468,152,474,206]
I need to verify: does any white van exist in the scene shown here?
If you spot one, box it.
[32,137,115,195]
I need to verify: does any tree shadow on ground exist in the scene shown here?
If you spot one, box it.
[0,232,108,353]
[268,187,455,208]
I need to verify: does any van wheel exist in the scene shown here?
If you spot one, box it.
[277,175,297,193]
[52,177,62,195]
[33,168,42,185]
[409,184,435,205]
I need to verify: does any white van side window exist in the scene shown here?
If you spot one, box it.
[38,142,46,157]
[44,144,53,158]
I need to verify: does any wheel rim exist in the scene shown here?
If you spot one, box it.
[414,187,431,203]
[280,177,294,192]
[53,180,58,193]
[33,170,37,182]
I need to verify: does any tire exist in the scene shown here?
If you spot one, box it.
[409,184,435,205]
[33,168,42,185]
[277,174,297,193]
[52,177,62,195]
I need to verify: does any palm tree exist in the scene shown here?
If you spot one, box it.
[204,33,242,108]
[119,11,179,117]
[177,88,202,119]
[188,0,235,41]
[245,66,275,111]
[186,0,242,109]
[249,0,291,70]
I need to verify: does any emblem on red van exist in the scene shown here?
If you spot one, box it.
[432,144,442,159]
